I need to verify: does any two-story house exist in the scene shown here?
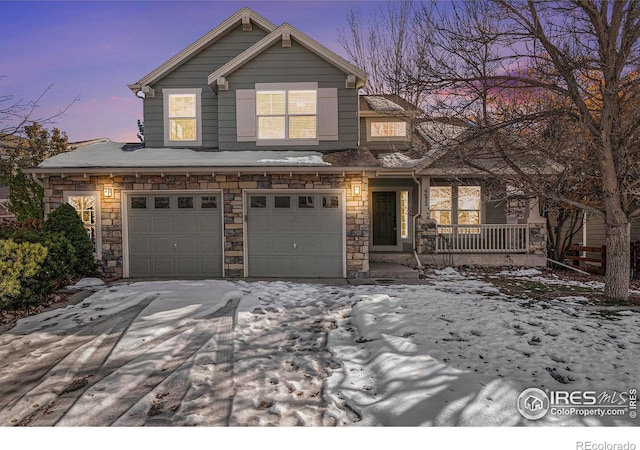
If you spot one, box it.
[28,8,547,280]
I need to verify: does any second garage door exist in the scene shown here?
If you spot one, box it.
[127,193,223,278]
[246,192,344,277]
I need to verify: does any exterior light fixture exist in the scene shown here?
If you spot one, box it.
[353,185,361,196]
[103,187,113,198]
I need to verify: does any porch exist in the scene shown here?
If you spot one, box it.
[435,223,529,253]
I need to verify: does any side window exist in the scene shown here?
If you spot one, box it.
[66,193,100,258]
[429,187,452,225]
[368,120,408,141]
[163,88,202,146]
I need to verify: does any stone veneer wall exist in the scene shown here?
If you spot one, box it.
[43,172,369,279]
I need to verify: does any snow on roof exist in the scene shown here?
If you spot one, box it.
[378,152,426,168]
[37,139,331,169]
[363,96,404,112]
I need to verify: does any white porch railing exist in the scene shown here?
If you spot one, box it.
[436,224,529,253]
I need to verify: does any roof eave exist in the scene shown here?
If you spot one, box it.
[25,165,384,177]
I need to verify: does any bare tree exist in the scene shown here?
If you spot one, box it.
[1,83,75,220]
[391,0,639,301]
[0,83,76,139]
[338,1,427,105]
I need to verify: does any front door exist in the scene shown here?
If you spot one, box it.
[372,192,397,246]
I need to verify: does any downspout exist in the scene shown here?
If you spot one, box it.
[31,172,44,188]
[411,171,423,269]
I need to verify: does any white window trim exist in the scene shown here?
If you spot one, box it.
[163,88,203,146]
[428,184,483,226]
[366,118,409,142]
[64,191,102,259]
[255,82,319,146]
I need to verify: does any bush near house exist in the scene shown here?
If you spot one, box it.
[0,239,48,311]
[43,203,96,277]
[0,205,97,312]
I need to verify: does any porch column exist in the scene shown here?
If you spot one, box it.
[526,197,547,256]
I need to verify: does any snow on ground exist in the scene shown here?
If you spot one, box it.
[0,273,638,427]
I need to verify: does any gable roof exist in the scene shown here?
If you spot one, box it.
[359,94,422,116]
[128,7,277,93]
[208,23,368,89]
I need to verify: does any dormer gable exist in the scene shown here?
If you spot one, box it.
[208,23,368,91]
[128,7,277,96]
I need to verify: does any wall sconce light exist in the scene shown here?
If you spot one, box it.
[103,187,113,198]
[353,185,361,196]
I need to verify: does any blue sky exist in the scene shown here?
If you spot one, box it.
[1,1,383,142]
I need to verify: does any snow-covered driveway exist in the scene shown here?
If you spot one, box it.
[0,273,637,427]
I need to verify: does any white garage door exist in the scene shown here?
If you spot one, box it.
[246,192,344,277]
[127,193,222,277]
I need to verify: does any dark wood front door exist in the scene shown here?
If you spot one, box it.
[372,192,397,246]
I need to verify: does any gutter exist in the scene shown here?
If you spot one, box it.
[24,165,384,178]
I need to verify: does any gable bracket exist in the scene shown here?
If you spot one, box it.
[242,13,252,31]
[282,31,291,47]
[142,85,155,97]
[217,77,229,91]
[345,74,357,89]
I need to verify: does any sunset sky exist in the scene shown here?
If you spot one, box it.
[1,1,382,142]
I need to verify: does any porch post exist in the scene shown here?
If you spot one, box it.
[526,197,547,257]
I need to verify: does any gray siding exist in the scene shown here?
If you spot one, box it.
[143,25,268,148]
[485,201,507,224]
[218,40,359,151]
[579,216,640,247]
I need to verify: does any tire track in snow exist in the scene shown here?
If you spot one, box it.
[56,296,239,426]
[0,295,157,425]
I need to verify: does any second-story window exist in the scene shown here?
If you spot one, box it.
[163,88,202,146]
[256,89,317,141]
[367,120,408,142]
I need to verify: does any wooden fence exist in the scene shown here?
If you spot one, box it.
[567,242,640,278]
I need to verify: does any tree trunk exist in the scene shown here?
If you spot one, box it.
[604,220,631,301]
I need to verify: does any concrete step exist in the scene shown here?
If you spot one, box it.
[369,262,421,279]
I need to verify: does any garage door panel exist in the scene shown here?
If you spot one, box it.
[152,238,174,253]
[295,257,342,277]
[247,236,271,254]
[200,258,219,275]
[129,259,151,277]
[268,215,296,231]
[129,238,151,253]
[176,215,197,232]
[294,215,319,229]
[199,237,219,253]
[152,216,173,232]
[128,193,222,278]
[198,216,219,232]
[177,237,198,253]
[250,256,294,277]
[129,216,151,233]
[294,236,342,254]
[320,215,343,229]
[153,259,175,276]
[176,258,197,275]
[247,192,344,277]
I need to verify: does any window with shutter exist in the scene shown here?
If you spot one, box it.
[236,83,338,145]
